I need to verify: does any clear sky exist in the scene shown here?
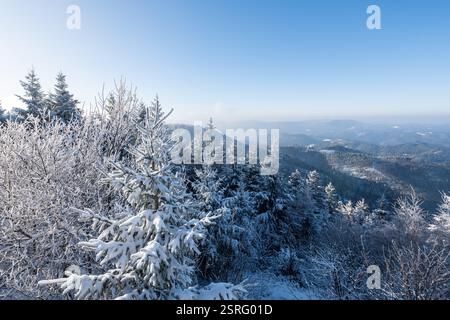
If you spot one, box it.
[1,0,449,123]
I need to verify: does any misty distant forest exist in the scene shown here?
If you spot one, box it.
[0,70,449,300]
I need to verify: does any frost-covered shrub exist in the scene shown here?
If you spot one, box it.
[429,193,450,242]
[0,81,146,299]
[297,213,370,300]
[0,117,107,298]
[298,191,450,300]
[381,241,450,300]
[393,190,427,242]
[299,247,364,299]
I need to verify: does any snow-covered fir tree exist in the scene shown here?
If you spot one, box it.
[192,165,246,281]
[287,169,312,240]
[0,100,5,122]
[370,194,393,224]
[305,170,329,232]
[306,171,327,211]
[288,169,307,209]
[325,182,338,214]
[47,72,81,123]
[16,68,47,119]
[337,199,369,225]
[40,98,245,300]
[207,117,215,130]
[193,165,224,213]
[207,164,262,274]
[253,169,291,251]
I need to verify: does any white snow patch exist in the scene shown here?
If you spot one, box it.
[416,132,432,137]
[245,272,318,300]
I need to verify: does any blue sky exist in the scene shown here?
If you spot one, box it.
[1,0,449,123]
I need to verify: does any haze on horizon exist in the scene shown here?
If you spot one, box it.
[1,0,450,123]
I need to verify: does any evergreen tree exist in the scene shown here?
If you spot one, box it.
[104,93,117,117]
[192,165,246,281]
[287,169,312,240]
[307,171,326,210]
[338,199,369,225]
[203,164,261,272]
[253,171,291,251]
[288,169,307,208]
[193,165,224,213]
[370,194,393,225]
[306,170,329,231]
[325,182,338,214]
[16,68,47,119]
[0,100,5,122]
[207,117,215,130]
[48,72,81,123]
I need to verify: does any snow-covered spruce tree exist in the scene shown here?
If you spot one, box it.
[370,194,393,225]
[191,154,259,280]
[193,165,224,216]
[193,165,250,282]
[193,166,226,274]
[224,167,260,261]
[232,165,299,255]
[191,118,253,280]
[337,199,369,225]
[304,170,330,233]
[16,68,47,120]
[255,173,291,251]
[0,100,5,122]
[40,99,246,300]
[287,169,313,240]
[325,182,338,214]
[92,80,144,161]
[47,72,81,123]
[288,169,303,192]
[306,171,327,212]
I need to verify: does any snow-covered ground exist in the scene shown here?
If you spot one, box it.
[245,272,319,300]
[1,274,320,300]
